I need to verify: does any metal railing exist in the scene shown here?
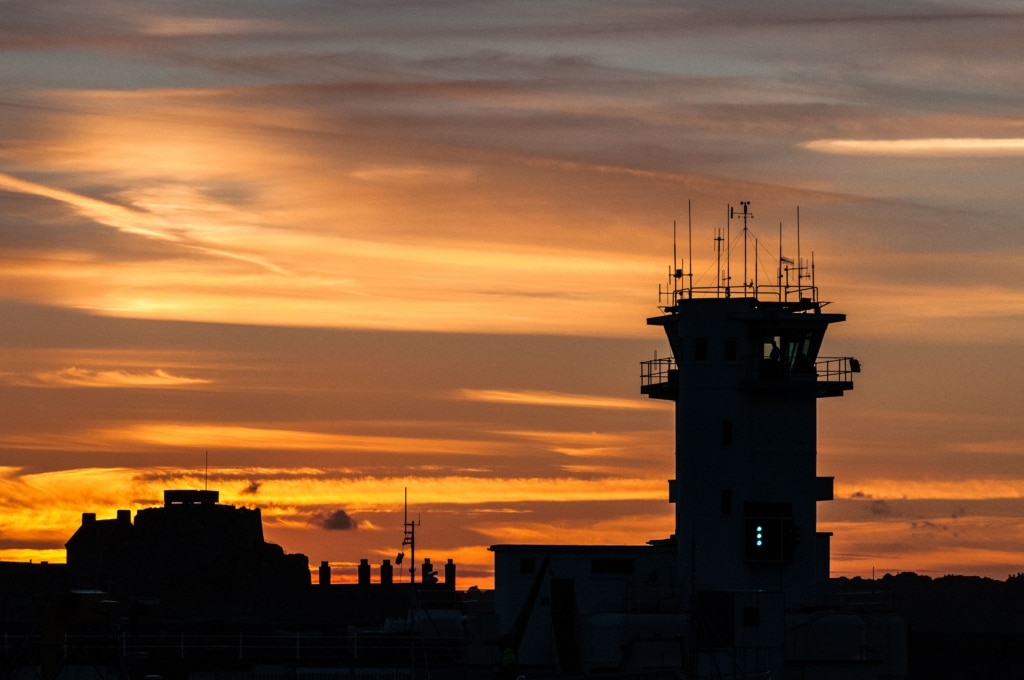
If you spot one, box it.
[640,356,858,392]
[659,280,820,309]
[815,356,860,384]
[640,357,676,390]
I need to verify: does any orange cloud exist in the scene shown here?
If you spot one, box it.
[0,166,658,335]
[0,83,678,338]
[244,475,665,513]
[0,465,669,571]
[30,367,210,388]
[0,465,666,515]
[0,422,512,454]
[498,429,671,462]
[114,424,512,455]
[457,388,660,410]
[835,479,1024,501]
[949,440,1024,456]
[475,512,675,547]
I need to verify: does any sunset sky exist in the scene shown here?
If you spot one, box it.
[2,1,1024,587]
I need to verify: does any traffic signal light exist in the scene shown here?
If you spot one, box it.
[745,517,797,561]
[746,518,783,561]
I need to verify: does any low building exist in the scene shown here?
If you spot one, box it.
[66,489,309,604]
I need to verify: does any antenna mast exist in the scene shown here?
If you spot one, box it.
[778,221,783,293]
[673,219,681,304]
[797,205,804,296]
[754,237,759,294]
[729,201,753,297]
[401,488,420,583]
[687,199,693,298]
[725,205,731,297]
[714,228,724,296]
[797,205,801,279]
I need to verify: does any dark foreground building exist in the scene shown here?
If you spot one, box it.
[3,490,483,680]
[66,490,310,604]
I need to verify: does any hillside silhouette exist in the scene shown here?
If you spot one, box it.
[834,572,1024,679]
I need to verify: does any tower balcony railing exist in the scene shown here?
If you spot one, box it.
[659,280,820,310]
[641,355,858,398]
[815,356,860,385]
[640,357,677,399]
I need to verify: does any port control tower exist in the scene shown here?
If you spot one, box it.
[641,202,859,606]
[492,204,900,678]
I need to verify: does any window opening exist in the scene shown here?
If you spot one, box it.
[721,489,733,515]
[694,337,708,362]
[724,337,737,361]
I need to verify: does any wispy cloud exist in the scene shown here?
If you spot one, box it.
[802,138,1024,156]
[104,424,511,456]
[457,389,657,410]
[835,478,1024,501]
[950,440,1024,455]
[475,512,674,547]
[29,367,210,388]
[0,423,513,455]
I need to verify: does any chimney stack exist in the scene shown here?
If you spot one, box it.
[445,558,456,590]
[358,558,371,586]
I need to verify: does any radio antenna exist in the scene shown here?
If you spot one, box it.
[688,199,693,298]
[754,237,759,295]
[797,205,802,293]
[729,201,753,296]
[673,220,680,304]
[401,487,420,583]
[725,205,731,297]
[714,228,724,295]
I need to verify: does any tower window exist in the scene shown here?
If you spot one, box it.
[721,489,733,515]
[724,338,737,361]
[591,558,635,575]
[721,419,733,447]
[694,337,708,361]
[761,332,821,375]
